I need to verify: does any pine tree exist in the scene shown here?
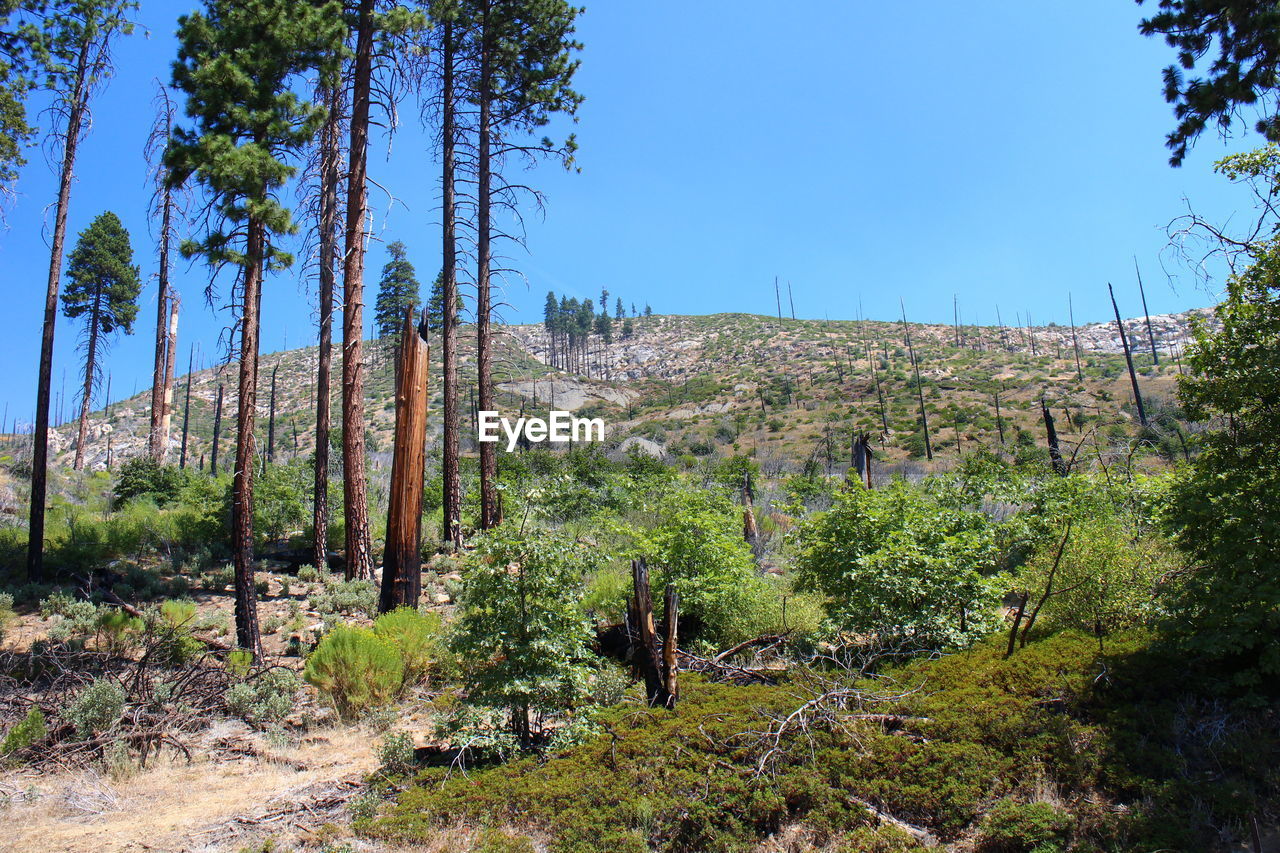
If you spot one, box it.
[62,211,139,470]
[167,0,345,654]
[0,2,50,198]
[615,296,623,320]
[27,0,134,580]
[373,240,422,348]
[467,0,582,527]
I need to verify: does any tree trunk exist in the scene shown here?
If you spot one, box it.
[1068,293,1083,381]
[661,583,679,709]
[341,0,376,579]
[28,35,91,580]
[231,220,265,657]
[150,182,175,461]
[313,83,341,575]
[630,559,674,708]
[1109,283,1147,426]
[266,361,278,466]
[1042,398,1066,476]
[1134,257,1159,366]
[476,6,499,530]
[441,18,462,550]
[210,382,223,475]
[179,344,194,469]
[73,288,103,471]
[994,388,1005,445]
[742,471,758,544]
[380,312,429,613]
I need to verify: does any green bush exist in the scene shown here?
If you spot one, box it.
[976,799,1072,853]
[113,457,187,508]
[303,625,404,719]
[1,707,46,756]
[225,668,299,726]
[794,480,1007,649]
[309,579,377,620]
[66,678,126,738]
[373,608,441,684]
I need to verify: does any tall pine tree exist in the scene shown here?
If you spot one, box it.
[62,210,140,470]
[373,239,422,348]
[167,0,345,655]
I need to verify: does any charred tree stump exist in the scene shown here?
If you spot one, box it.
[379,311,430,613]
[630,559,677,708]
[1109,282,1148,426]
[1042,398,1067,476]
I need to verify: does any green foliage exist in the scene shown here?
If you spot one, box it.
[308,578,377,620]
[0,707,46,756]
[450,528,597,746]
[66,678,126,739]
[254,460,311,542]
[976,799,1072,853]
[225,669,299,726]
[373,607,441,684]
[794,481,1006,648]
[62,209,141,339]
[374,240,421,343]
[377,730,415,777]
[113,457,187,507]
[303,625,404,719]
[1163,180,1280,687]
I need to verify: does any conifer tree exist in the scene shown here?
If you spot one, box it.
[27,0,134,580]
[167,0,345,654]
[62,210,139,470]
[0,1,50,200]
[466,0,583,528]
[373,239,422,349]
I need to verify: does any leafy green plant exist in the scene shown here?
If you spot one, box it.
[373,608,441,684]
[0,707,46,756]
[976,799,1072,853]
[225,669,299,726]
[303,625,404,719]
[66,679,126,739]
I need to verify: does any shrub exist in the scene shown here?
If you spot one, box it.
[373,608,441,684]
[304,625,404,719]
[225,669,299,726]
[113,457,187,507]
[309,579,377,620]
[451,528,597,747]
[66,678,126,738]
[378,730,416,776]
[794,481,1007,649]
[1,707,46,756]
[976,799,1072,853]
[297,564,319,583]
[95,608,143,656]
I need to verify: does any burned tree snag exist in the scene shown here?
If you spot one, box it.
[380,311,430,613]
[179,344,194,469]
[1134,257,1159,366]
[630,559,677,708]
[1109,282,1147,426]
[742,471,758,544]
[210,382,223,475]
[994,387,1005,445]
[266,362,279,466]
[851,432,873,489]
[1068,293,1083,382]
[661,583,679,709]
[1042,397,1067,476]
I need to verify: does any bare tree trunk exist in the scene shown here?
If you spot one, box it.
[29,36,91,580]
[476,6,499,530]
[1109,283,1147,426]
[180,344,194,469]
[380,312,429,613]
[1042,397,1066,476]
[441,18,462,550]
[313,84,341,574]
[661,583,679,709]
[742,471,758,544]
[994,387,1005,445]
[150,184,175,460]
[266,361,278,466]
[1134,258,1159,366]
[73,287,103,470]
[630,559,675,708]
[341,0,376,579]
[232,221,265,657]
[210,382,223,475]
[1068,292,1083,381]
[901,303,932,461]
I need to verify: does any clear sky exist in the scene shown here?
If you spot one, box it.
[0,0,1261,428]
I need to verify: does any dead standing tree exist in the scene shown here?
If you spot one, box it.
[380,311,430,612]
[629,559,678,709]
[1108,282,1147,426]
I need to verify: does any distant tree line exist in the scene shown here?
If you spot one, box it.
[541,288,650,376]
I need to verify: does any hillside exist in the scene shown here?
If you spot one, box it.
[42,306,1213,474]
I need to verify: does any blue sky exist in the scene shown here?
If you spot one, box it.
[0,0,1261,427]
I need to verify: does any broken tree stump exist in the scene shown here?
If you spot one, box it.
[379,310,430,613]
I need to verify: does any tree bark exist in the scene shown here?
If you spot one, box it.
[476,5,499,530]
[661,583,679,709]
[340,0,376,579]
[441,17,462,550]
[630,558,670,707]
[266,361,278,467]
[231,220,265,656]
[1042,398,1066,476]
[742,471,758,544]
[28,34,91,580]
[179,344,193,469]
[313,83,341,575]
[1109,283,1147,426]
[150,181,175,461]
[210,382,223,476]
[1068,292,1083,381]
[73,285,102,471]
[380,311,429,613]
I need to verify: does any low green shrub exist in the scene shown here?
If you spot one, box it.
[0,707,46,756]
[303,625,404,719]
[225,669,299,726]
[976,799,1072,853]
[373,608,441,684]
[66,678,126,739]
[309,579,377,620]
